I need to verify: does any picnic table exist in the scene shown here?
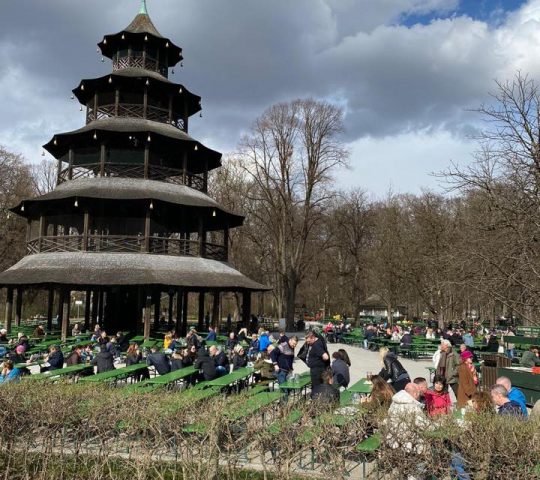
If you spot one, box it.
[348,378,373,395]
[224,390,283,421]
[145,365,198,386]
[205,367,254,390]
[79,363,149,384]
[278,372,311,397]
[27,363,93,381]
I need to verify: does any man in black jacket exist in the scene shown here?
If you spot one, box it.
[311,368,340,405]
[271,336,298,384]
[302,331,330,392]
[92,345,115,374]
[146,346,171,376]
[209,345,229,377]
[194,348,217,381]
[41,345,64,372]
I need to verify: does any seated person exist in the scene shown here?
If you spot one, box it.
[0,329,8,343]
[92,344,115,373]
[231,345,248,371]
[237,327,248,343]
[253,351,274,382]
[225,332,238,352]
[209,345,229,376]
[65,345,83,366]
[146,346,171,376]
[413,377,428,406]
[194,348,217,381]
[116,331,128,351]
[360,374,395,409]
[170,350,184,371]
[41,345,64,372]
[33,325,46,338]
[521,346,540,368]
[311,368,340,405]
[248,334,260,359]
[490,384,524,417]
[0,360,21,384]
[71,323,82,337]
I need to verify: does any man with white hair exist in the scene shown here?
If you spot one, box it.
[490,384,523,417]
[436,339,460,397]
[0,329,8,343]
[496,376,528,417]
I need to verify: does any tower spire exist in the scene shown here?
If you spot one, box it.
[139,0,148,15]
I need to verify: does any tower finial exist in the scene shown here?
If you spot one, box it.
[139,0,148,15]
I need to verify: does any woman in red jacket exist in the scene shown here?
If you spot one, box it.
[424,374,452,416]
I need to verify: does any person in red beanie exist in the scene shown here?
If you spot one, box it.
[457,349,478,408]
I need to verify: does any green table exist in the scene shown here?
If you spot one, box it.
[28,364,93,380]
[145,365,198,385]
[79,363,148,383]
[206,367,254,389]
[278,372,311,397]
[224,391,283,421]
[348,378,373,394]
[130,335,145,343]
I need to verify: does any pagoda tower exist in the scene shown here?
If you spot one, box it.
[0,1,267,340]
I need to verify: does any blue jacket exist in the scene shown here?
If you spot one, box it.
[0,368,21,384]
[508,387,528,417]
[258,333,271,352]
[206,331,217,342]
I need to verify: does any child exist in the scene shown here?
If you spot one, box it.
[424,374,452,416]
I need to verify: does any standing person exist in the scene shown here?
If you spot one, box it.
[299,331,330,391]
[271,336,298,384]
[331,351,350,389]
[457,350,478,408]
[424,375,452,416]
[378,346,410,392]
[503,328,516,359]
[436,339,460,398]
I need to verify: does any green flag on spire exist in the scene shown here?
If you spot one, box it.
[139,0,148,15]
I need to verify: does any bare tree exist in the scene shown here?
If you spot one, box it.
[238,99,348,329]
[31,158,57,194]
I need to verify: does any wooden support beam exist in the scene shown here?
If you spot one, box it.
[4,287,13,334]
[175,289,183,336]
[61,289,70,341]
[154,291,161,326]
[15,287,23,327]
[143,292,152,340]
[83,211,89,251]
[181,290,188,336]
[212,291,220,331]
[144,209,151,252]
[197,291,205,331]
[242,291,251,329]
[91,290,99,326]
[84,289,91,331]
[144,145,150,179]
[46,288,54,332]
[168,292,174,328]
[100,143,106,177]
[68,148,74,180]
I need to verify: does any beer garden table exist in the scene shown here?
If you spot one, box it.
[79,363,149,384]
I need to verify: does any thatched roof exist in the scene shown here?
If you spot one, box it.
[73,72,201,117]
[11,177,244,228]
[0,252,269,291]
[44,118,221,171]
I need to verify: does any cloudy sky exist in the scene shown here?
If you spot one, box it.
[1,0,539,195]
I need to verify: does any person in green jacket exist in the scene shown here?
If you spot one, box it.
[521,346,540,368]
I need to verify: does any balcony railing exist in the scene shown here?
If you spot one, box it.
[58,163,207,192]
[27,235,227,261]
[112,55,167,77]
[86,103,185,130]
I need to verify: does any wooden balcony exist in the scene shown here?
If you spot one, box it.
[27,235,227,261]
[86,103,185,130]
[58,163,207,192]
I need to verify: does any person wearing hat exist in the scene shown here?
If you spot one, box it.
[457,349,478,408]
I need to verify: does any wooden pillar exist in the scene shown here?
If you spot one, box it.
[143,291,152,340]
[56,289,64,326]
[84,289,91,331]
[38,215,45,252]
[198,218,205,258]
[175,288,184,335]
[168,95,173,123]
[4,287,13,334]
[114,89,120,116]
[197,291,205,331]
[144,210,151,252]
[46,288,54,332]
[144,145,150,179]
[91,290,99,326]
[168,292,174,327]
[100,143,106,177]
[181,290,188,336]
[56,158,63,185]
[242,291,251,329]
[68,148,74,180]
[98,289,105,327]
[83,211,89,251]
[182,151,188,185]
[154,291,161,326]
[143,89,148,118]
[212,291,220,331]
[15,287,23,327]
[61,289,70,341]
